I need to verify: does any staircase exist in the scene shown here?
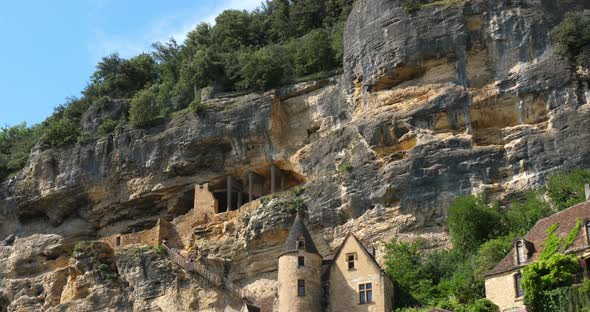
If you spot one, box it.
[162,244,253,302]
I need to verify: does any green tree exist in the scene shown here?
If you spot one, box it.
[238,45,291,90]
[290,0,326,36]
[0,123,41,180]
[546,169,590,210]
[43,117,80,148]
[128,88,159,128]
[550,13,590,67]
[292,29,335,77]
[212,10,259,52]
[263,0,292,42]
[84,53,157,98]
[447,195,504,251]
[505,191,553,235]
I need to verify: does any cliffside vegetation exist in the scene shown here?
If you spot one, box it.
[385,169,590,312]
[0,0,354,181]
[550,12,590,68]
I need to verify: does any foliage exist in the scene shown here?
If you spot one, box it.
[401,0,422,13]
[550,13,590,67]
[84,53,158,99]
[97,118,118,136]
[0,123,41,180]
[238,45,291,90]
[546,169,590,210]
[43,116,81,148]
[128,88,159,128]
[521,253,579,311]
[465,299,499,312]
[539,219,582,260]
[287,187,307,215]
[338,161,353,173]
[447,195,504,251]
[504,191,552,235]
[541,282,590,312]
[291,29,336,77]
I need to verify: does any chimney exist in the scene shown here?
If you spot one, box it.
[585,184,590,201]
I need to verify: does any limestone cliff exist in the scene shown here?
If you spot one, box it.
[1,0,590,311]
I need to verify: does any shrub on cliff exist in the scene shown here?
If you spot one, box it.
[129,88,159,128]
[0,123,41,180]
[545,168,590,210]
[550,13,590,68]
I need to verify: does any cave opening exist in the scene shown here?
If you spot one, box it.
[204,162,306,214]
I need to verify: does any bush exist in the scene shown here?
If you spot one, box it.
[0,123,41,180]
[338,161,353,173]
[465,299,499,312]
[447,196,504,251]
[128,88,159,128]
[238,45,291,90]
[546,169,590,210]
[505,191,553,235]
[550,13,590,67]
[43,117,81,148]
[291,29,335,77]
[97,118,118,136]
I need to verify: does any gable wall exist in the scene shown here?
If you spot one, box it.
[328,237,392,312]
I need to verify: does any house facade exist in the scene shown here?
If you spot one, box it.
[277,214,394,312]
[485,200,590,312]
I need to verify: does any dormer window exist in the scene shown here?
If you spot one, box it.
[297,237,305,250]
[516,241,526,264]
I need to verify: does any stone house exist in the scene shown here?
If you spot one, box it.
[484,200,590,312]
[277,214,394,312]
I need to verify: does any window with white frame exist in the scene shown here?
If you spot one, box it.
[359,283,373,304]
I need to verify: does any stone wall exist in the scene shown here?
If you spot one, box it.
[328,236,393,312]
[277,252,322,312]
[194,183,219,224]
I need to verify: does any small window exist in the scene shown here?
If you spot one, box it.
[516,241,526,264]
[515,273,524,298]
[298,256,305,267]
[359,283,373,304]
[347,253,356,270]
[586,221,590,243]
[115,236,121,246]
[297,238,305,250]
[297,279,305,297]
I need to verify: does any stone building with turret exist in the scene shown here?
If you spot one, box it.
[277,215,394,312]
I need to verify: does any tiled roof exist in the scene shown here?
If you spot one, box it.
[487,200,590,276]
[280,214,319,256]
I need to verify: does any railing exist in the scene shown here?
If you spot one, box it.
[162,244,253,301]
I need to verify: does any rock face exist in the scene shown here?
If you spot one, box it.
[2,0,590,310]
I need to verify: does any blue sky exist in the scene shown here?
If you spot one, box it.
[0,0,261,127]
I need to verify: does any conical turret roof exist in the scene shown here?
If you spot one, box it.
[280,214,319,256]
